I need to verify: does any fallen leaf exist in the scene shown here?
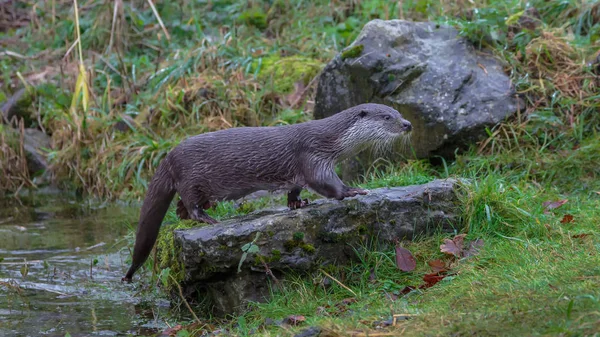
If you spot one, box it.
[440,234,466,257]
[395,244,416,272]
[477,62,488,74]
[572,233,590,239]
[384,291,399,301]
[399,286,416,295]
[421,273,446,288]
[560,214,574,224]
[283,315,306,326]
[286,80,306,107]
[463,238,484,258]
[542,199,568,212]
[161,325,183,336]
[341,297,357,305]
[428,259,447,273]
[335,297,358,313]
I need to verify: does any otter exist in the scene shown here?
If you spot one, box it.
[122,103,412,282]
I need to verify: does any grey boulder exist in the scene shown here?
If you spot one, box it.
[314,20,518,177]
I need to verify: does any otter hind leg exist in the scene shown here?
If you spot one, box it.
[287,187,310,209]
[176,198,189,220]
[177,198,214,220]
[179,189,218,224]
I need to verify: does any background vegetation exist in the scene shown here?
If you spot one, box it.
[1,0,599,336]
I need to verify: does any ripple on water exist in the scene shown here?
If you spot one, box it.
[0,194,173,336]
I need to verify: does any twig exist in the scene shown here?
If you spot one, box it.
[72,0,84,64]
[107,0,120,54]
[0,50,30,59]
[0,281,24,295]
[146,0,170,41]
[290,71,321,109]
[168,274,201,324]
[319,268,357,297]
[258,256,284,293]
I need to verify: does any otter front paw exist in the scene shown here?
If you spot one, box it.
[288,198,310,210]
[338,187,368,199]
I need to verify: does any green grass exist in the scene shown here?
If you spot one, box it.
[175,154,596,337]
[1,0,600,335]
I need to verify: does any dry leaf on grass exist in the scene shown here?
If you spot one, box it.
[560,214,574,224]
[463,238,484,257]
[283,315,306,326]
[395,244,416,272]
[543,199,568,213]
[572,233,590,239]
[440,234,484,258]
[421,273,447,288]
[428,259,447,273]
[440,234,466,257]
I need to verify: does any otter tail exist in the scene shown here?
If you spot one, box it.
[123,159,176,282]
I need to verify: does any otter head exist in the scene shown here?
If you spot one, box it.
[356,103,412,135]
[336,103,412,159]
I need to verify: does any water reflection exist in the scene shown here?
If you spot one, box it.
[0,191,171,336]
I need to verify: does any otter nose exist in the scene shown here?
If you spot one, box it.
[402,120,412,131]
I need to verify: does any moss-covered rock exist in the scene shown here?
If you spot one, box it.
[174,179,462,315]
[340,44,364,60]
[156,219,205,289]
[251,55,323,93]
[1,88,35,126]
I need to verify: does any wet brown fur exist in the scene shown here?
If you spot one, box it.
[122,103,412,282]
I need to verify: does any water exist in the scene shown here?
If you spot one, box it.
[0,190,174,337]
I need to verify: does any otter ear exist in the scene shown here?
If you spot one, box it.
[358,110,368,118]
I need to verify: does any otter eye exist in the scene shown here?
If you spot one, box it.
[359,110,368,118]
[384,115,391,120]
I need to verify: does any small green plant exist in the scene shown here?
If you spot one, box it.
[238,232,261,272]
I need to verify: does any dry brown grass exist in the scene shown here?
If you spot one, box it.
[478,28,598,155]
[524,30,594,98]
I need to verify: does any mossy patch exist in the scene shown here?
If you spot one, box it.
[253,249,282,266]
[251,55,323,93]
[341,44,364,60]
[293,232,305,241]
[155,219,202,289]
[238,8,268,30]
[300,243,315,254]
[283,232,315,255]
